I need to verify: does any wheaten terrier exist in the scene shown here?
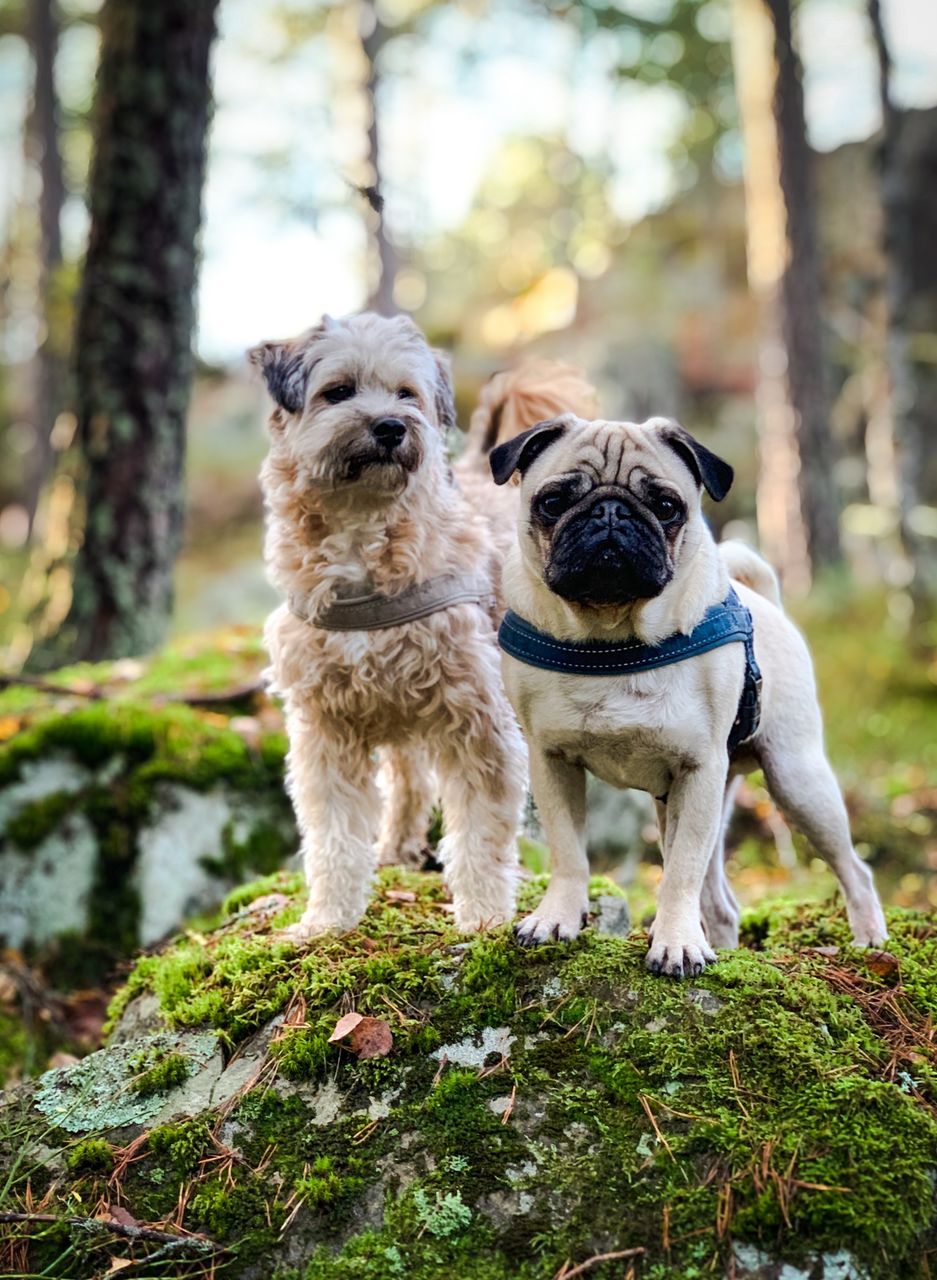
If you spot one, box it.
[250,312,527,937]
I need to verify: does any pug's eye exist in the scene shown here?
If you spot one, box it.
[536,489,574,522]
[397,386,417,401]
[324,383,356,404]
[648,491,683,525]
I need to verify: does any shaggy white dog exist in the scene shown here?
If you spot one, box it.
[250,312,527,938]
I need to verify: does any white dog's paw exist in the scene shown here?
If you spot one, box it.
[847,901,888,949]
[376,838,427,870]
[513,885,589,947]
[453,891,514,934]
[645,923,717,978]
[278,907,363,944]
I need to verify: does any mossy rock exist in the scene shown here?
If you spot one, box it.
[0,630,295,983]
[3,869,937,1279]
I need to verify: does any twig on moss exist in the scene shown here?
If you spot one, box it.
[637,1093,675,1163]
[0,673,264,709]
[0,1211,228,1254]
[553,1246,645,1279]
[0,673,103,700]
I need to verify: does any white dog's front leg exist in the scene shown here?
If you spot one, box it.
[283,713,380,939]
[434,700,526,933]
[647,765,725,977]
[515,747,590,946]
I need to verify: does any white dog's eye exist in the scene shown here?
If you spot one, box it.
[397,387,417,400]
[324,383,356,404]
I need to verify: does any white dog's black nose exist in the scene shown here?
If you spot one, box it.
[371,417,407,450]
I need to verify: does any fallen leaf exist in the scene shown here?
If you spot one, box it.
[99,1204,138,1228]
[348,1016,393,1059]
[328,1012,393,1059]
[385,890,416,903]
[329,1011,364,1043]
[865,950,900,979]
[803,946,840,957]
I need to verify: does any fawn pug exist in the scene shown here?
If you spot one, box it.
[490,414,887,975]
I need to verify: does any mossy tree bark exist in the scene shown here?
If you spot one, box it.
[54,0,219,662]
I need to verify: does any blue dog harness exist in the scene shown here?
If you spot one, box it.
[498,586,762,758]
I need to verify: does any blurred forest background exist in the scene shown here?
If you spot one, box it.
[0,0,936,1076]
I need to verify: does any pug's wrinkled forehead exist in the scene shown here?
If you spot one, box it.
[490,414,733,503]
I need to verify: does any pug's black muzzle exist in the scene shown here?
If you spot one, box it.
[544,485,672,606]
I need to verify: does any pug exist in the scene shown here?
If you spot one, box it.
[490,414,887,976]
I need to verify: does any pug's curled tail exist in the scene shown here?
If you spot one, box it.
[719,540,782,609]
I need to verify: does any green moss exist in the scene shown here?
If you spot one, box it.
[1,681,293,982]
[128,1048,190,1096]
[5,790,77,850]
[19,871,937,1279]
[65,1137,114,1175]
[147,1117,212,1176]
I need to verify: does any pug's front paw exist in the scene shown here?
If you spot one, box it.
[514,883,589,947]
[645,923,716,978]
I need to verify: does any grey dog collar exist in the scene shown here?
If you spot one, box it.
[290,573,493,631]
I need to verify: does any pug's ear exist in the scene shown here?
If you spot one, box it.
[660,424,734,501]
[489,419,568,486]
[247,339,308,415]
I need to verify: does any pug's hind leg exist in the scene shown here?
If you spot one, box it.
[515,748,590,946]
[761,745,887,947]
[376,745,436,869]
[699,777,742,951]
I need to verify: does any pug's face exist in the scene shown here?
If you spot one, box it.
[490,415,733,609]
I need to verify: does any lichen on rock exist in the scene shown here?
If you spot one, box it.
[0,638,295,980]
[2,868,937,1278]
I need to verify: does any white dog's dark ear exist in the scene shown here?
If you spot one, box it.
[247,339,307,415]
[489,419,568,486]
[432,349,457,431]
[660,424,734,501]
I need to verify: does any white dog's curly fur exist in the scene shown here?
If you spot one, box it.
[250,312,527,937]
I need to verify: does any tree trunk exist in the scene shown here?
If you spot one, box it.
[24,0,66,533]
[360,0,397,316]
[867,0,931,616]
[731,0,840,592]
[48,0,219,663]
